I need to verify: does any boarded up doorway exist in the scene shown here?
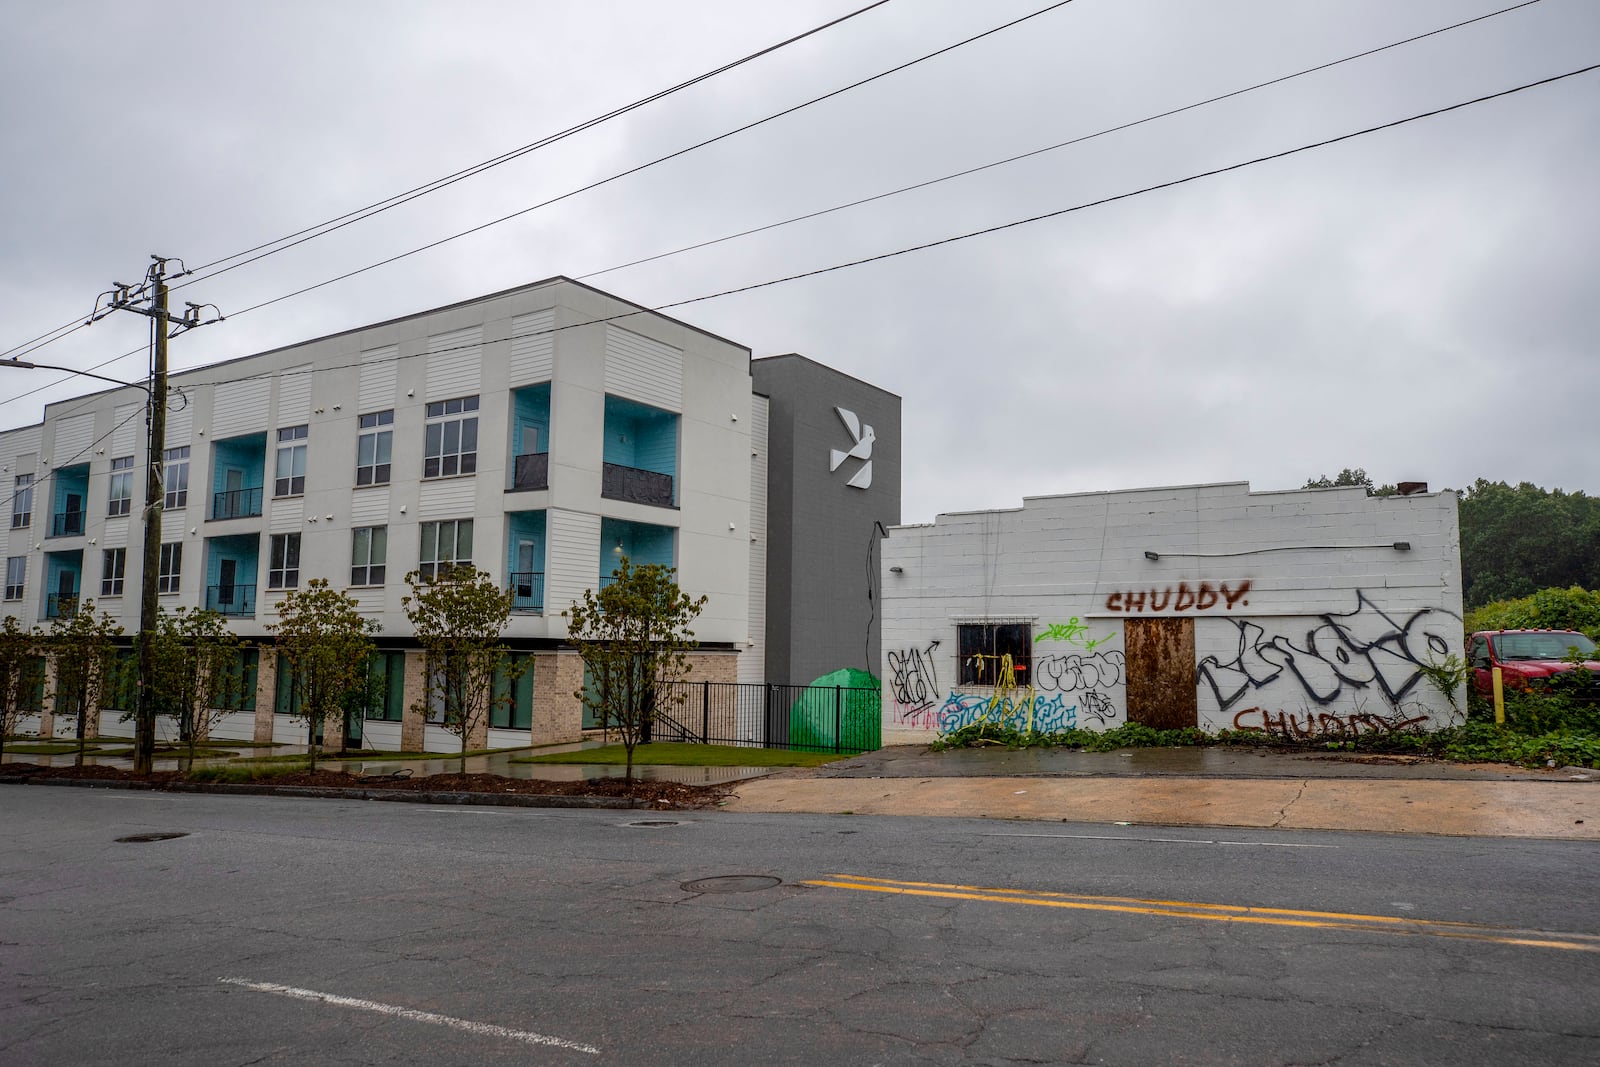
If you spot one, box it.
[1124,617,1198,730]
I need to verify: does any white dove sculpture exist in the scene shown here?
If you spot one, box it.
[830,407,874,489]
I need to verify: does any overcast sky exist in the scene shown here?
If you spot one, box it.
[3,0,1596,523]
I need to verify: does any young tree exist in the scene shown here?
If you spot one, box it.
[151,606,247,766]
[48,600,125,768]
[270,579,379,770]
[403,566,522,770]
[564,556,707,781]
[0,616,44,763]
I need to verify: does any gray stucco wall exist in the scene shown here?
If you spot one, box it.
[753,354,901,686]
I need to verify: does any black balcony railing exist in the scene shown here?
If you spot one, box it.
[212,486,263,520]
[512,452,549,491]
[46,593,79,619]
[50,511,85,537]
[509,571,545,613]
[207,583,256,616]
[601,462,673,507]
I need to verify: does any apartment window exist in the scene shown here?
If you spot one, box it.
[274,425,308,496]
[107,456,135,516]
[12,473,32,529]
[351,525,387,586]
[101,547,127,596]
[418,519,471,581]
[158,542,182,594]
[164,446,189,509]
[3,556,23,600]
[356,410,393,486]
[423,395,478,478]
[268,532,301,589]
[957,622,1033,687]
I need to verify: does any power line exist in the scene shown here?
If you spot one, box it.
[33,55,1592,414]
[578,0,1546,282]
[218,0,1082,319]
[172,0,896,288]
[0,1,896,363]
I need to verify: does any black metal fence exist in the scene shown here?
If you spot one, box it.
[650,681,881,753]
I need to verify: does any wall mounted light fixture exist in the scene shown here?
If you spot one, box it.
[1143,550,1160,560]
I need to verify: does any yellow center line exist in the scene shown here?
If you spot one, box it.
[802,875,1600,953]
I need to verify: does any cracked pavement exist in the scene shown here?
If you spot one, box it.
[2,786,1597,1064]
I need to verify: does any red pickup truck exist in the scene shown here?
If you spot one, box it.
[1467,629,1600,696]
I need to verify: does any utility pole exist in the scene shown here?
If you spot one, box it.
[103,256,220,775]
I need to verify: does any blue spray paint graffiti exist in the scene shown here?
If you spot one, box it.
[936,692,1076,734]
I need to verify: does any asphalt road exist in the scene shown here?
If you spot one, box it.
[3,787,1598,1065]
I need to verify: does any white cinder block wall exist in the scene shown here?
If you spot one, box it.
[880,482,1464,744]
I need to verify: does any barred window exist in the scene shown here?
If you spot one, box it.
[957,623,1033,687]
[423,396,478,478]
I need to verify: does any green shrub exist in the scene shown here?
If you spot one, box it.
[1465,586,1600,640]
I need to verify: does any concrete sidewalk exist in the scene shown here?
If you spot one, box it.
[721,746,1600,840]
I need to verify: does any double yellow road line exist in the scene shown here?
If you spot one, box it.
[803,874,1600,953]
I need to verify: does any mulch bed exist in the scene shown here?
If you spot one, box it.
[0,763,733,810]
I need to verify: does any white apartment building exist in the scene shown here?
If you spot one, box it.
[1,278,901,752]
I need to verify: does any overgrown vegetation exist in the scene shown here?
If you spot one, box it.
[1464,585,1600,640]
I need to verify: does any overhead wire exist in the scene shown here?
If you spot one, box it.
[577,0,1546,282]
[0,0,897,363]
[21,56,1591,415]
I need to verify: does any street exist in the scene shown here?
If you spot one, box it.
[3,786,1598,1065]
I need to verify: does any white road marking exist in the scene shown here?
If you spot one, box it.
[980,832,1337,848]
[219,978,599,1054]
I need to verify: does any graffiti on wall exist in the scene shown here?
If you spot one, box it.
[1033,650,1126,694]
[936,691,1075,734]
[887,641,941,727]
[1198,592,1459,712]
[1105,581,1251,614]
[1035,618,1115,651]
[1231,706,1431,740]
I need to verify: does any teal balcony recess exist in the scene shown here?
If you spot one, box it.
[50,463,89,537]
[509,383,551,491]
[599,517,673,587]
[44,550,83,619]
[210,433,266,520]
[601,395,677,507]
[506,510,547,613]
[205,533,259,616]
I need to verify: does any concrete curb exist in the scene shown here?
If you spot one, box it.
[0,775,646,809]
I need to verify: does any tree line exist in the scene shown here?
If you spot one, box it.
[1304,469,1600,609]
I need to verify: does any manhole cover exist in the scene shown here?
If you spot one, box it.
[625,820,681,828]
[115,832,189,844]
[681,875,782,894]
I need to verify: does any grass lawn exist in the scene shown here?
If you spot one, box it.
[3,742,113,756]
[225,746,532,764]
[514,742,851,768]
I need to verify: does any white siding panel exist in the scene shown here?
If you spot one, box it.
[359,348,399,411]
[112,404,141,455]
[604,326,681,409]
[545,508,601,618]
[50,413,94,461]
[418,477,475,517]
[427,327,482,399]
[270,498,304,533]
[277,364,314,422]
[166,394,192,445]
[740,395,769,686]
[3,427,43,469]
[509,310,555,384]
[349,488,390,524]
[214,379,270,432]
